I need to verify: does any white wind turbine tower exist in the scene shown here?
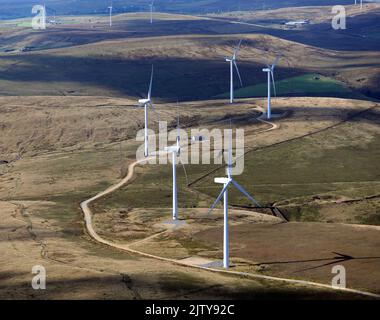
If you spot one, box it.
[149,0,155,24]
[262,55,281,120]
[108,2,113,27]
[165,110,181,221]
[138,65,155,157]
[355,0,363,9]
[225,40,243,104]
[208,128,261,269]
[42,3,47,28]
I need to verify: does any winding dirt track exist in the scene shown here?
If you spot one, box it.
[80,107,380,299]
[80,153,380,299]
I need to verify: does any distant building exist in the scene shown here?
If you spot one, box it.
[284,19,310,26]
[21,46,35,52]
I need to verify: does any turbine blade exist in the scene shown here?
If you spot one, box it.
[175,101,181,149]
[149,102,160,122]
[232,40,243,60]
[177,102,180,137]
[233,61,243,87]
[271,70,277,97]
[231,180,261,207]
[273,55,281,68]
[148,65,154,100]
[208,181,231,214]
[178,158,189,186]
[261,57,271,67]
[227,121,232,178]
[234,39,243,57]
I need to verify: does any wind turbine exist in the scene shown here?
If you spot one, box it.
[208,127,261,269]
[165,109,181,221]
[138,65,155,157]
[108,1,113,27]
[262,55,281,120]
[43,3,47,27]
[355,0,363,9]
[52,9,56,24]
[149,0,155,24]
[225,40,243,104]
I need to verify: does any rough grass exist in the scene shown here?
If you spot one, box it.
[32,190,141,261]
[97,163,206,210]
[195,118,380,204]
[92,105,380,226]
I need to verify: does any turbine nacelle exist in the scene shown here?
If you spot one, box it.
[215,177,231,185]
[165,145,180,156]
[262,67,271,72]
[209,175,261,215]
[165,132,181,156]
[138,98,151,106]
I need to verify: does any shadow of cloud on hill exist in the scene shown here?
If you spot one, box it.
[0,53,304,100]
[266,10,380,52]
[0,270,363,300]
[1,52,372,101]
[2,11,380,54]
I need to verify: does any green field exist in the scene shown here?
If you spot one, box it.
[217,74,356,99]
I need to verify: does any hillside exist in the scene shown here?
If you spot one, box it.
[0,11,379,100]
[0,0,365,19]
